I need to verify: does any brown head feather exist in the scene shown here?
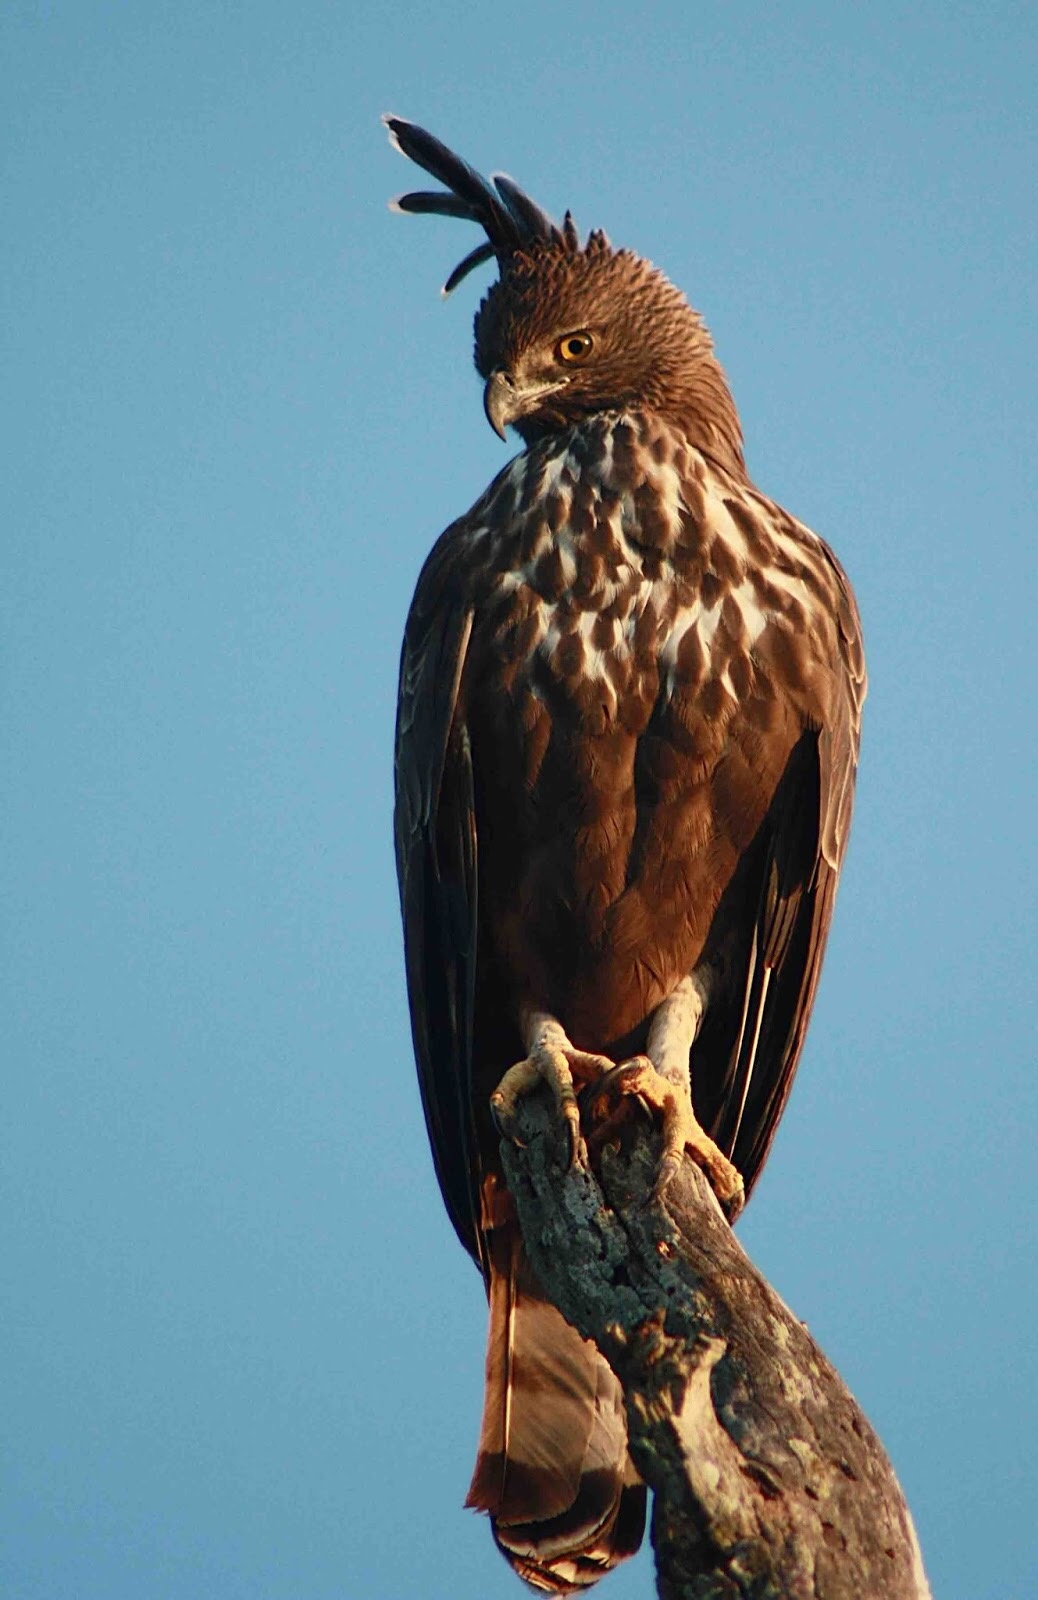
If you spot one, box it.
[386,116,745,478]
[475,241,745,475]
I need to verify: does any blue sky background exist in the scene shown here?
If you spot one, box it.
[3,4,1036,1597]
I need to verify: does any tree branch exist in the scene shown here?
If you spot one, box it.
[499,1093,931,1600]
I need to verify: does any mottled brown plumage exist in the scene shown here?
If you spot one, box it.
[387,116,865,1594]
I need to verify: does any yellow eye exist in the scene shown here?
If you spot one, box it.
[555,330,594,364]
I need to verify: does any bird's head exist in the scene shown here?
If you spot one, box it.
[385,117,744,476]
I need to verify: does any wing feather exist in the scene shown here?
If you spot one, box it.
[394,529,482,1263]
[699,543,865,1197]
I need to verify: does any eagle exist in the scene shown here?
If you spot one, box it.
[387,117,865,1594]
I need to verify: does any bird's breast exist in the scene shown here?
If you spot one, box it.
[464,412,839,733]
[459,412,851,1036]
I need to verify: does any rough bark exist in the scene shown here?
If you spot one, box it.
[499,1093,931,1600]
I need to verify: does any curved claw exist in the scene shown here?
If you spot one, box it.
[489,1089,526,1147]
[490,1056,542,1147]
[491,1054,580,1161]
[651,1148,685,1202]
[588,1056,654,1116]
[491,1035,615,1170]
[561,1101,584,1169]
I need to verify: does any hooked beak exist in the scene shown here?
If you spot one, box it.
[483,368,568,441]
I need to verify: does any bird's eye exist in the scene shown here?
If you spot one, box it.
[555,331,594,365]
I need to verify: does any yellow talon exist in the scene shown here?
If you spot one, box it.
[592,1057,745,1219]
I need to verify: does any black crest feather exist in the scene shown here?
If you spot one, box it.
[383,115,576,294]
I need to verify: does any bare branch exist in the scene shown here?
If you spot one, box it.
[499,1095,931,1600]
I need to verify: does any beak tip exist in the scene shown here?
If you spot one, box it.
[483,369,514,443]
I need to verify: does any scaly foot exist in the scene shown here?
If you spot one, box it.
[590,1057,745,1218]
[491,1011,615,1166]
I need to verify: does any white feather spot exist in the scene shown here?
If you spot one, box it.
[730,578,769,648]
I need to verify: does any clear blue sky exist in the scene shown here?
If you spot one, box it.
[3,4,1035,1597]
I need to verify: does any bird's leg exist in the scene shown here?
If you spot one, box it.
[491,1009,615,1167]
[591,973,745,1219]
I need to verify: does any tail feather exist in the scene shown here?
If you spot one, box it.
[467,1214,645,1593]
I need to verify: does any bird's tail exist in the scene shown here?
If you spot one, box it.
[466,1184,645,1593]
